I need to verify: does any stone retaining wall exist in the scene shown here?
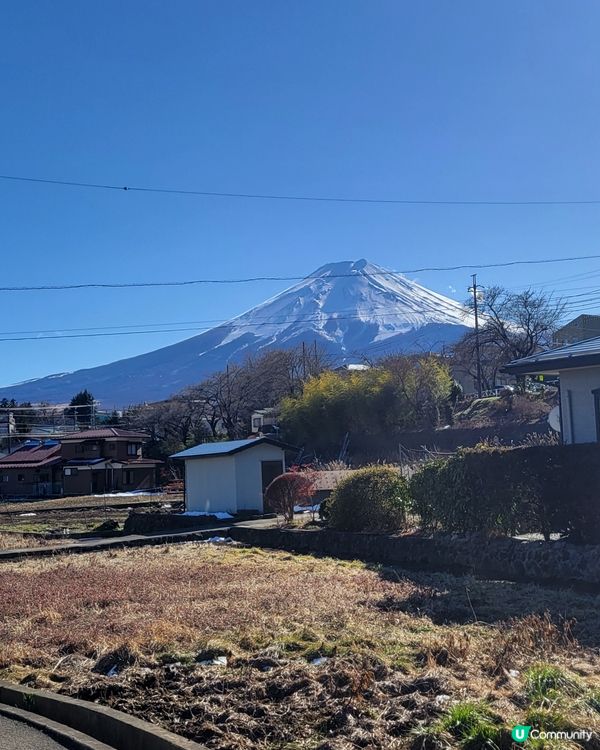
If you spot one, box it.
[229,526,600,588]
[124,511,222,534]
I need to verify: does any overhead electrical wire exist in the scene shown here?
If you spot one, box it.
[4,172,600,206]
[2,288,600,344]
[3,254,600,292]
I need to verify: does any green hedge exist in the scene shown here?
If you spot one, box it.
[409,444,600,543]
[327,466,412,532]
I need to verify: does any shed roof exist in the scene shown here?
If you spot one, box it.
[503,336,600,375]
[171,437,289,460]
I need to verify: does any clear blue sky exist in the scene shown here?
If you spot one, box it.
[1,1,600,386]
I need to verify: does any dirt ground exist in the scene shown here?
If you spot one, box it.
[1,543,599,749]
[0,492,182,537]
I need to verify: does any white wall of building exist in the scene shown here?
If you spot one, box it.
[185,455,237,513]
[234,443,285,511]
[184,443,285,513]
[559,366,600,444]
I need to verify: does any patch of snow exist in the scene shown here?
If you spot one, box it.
[92,491,160,498]
[198,655,228,667]
[310,656,329,666]
[182,511,233,520]
[294,503,321,514]
[19,512,37,517]
[202,536,233,545]
[106,665,119,678]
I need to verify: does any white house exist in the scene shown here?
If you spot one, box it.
[504,337,600,444]
[171,437,287,515]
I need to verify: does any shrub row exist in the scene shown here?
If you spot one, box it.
[326,466,411,532]
[409,443,600,543]
[325,445,600,543]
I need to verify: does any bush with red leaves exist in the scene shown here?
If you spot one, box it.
[265,472,315,522]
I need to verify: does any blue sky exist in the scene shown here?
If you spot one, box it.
[1,1,600,386]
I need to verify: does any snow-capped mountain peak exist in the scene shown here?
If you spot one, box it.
[219,258,473,351]
[0,259,473,405]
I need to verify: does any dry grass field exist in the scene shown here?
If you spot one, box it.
[1,544,599,749]
[0,532,65,550]
[0,491,181,515]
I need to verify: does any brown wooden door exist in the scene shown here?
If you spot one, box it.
[261,460,283,511]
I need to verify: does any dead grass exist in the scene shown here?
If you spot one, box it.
[1,545,599,749]
[0,532,65,550]
[0,492,182,515]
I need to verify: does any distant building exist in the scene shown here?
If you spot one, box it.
[0,427,161,498]
[59,428,161,495]
[250,408,279,435]
[553,315,600,347]
[0,440,62,497]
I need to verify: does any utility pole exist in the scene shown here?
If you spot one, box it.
[469,274,483,398]
[301,342,307,380]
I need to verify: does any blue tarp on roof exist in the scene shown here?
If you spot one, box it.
[171,437,287,460]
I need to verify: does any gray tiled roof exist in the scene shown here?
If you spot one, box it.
[504,335,600,373]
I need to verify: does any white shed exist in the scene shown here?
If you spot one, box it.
[171,437,287,515]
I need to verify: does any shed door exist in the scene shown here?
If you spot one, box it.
[261,460,283,510]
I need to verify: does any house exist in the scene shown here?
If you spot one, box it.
[0,440,63,497]
[0,427,160,498]
[553,315,600,347]
[504,337,600,444]
[171,437,288,515]
[60,428,161,495]
[250,408,279,435]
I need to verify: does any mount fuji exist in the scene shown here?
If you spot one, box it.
[0,260,474,406]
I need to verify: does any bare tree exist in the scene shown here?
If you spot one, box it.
[452,286,565,388]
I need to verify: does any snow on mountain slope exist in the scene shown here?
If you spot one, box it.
[0,259,474,405]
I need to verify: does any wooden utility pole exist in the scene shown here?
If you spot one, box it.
[469,274,483,398]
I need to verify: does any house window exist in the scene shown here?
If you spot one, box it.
[124,469,134,484]
[17,474,25,482]
[127,443,140,456]
[64,468,79,477]
[0,475,8,482]
[38,473,50,483]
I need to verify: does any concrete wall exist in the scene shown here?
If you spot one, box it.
[559,366,600,444]
[234,443,285,512]
[185,455,237,513]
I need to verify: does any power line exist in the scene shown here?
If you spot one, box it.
[0,309,474,343]
[3,254,600,292]
[4,172,600,207]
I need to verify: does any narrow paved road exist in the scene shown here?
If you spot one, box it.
[0,516,280,562]
[0,714,67,749]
